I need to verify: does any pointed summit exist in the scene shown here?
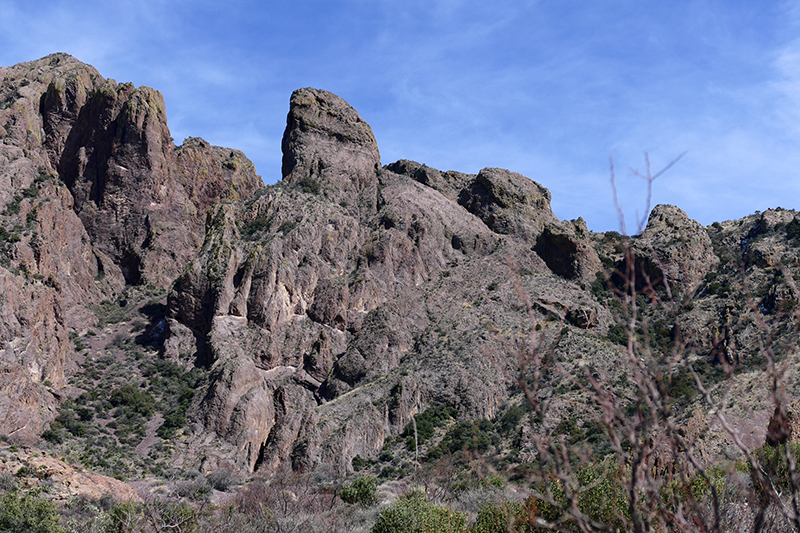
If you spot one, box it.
[281,88,380,207]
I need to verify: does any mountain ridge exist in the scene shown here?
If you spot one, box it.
[0,54,797,497]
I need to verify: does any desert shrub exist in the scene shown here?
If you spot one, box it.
[573,459,628,527]
[143,360,201,439]
[239,217,270,239]
[109,385,155,418]
[339,475,378,507]
[352,454,371,471]
[440,419,495,454]
[41,428,63,444]
[0,490,64,533]
[0,473,17,492]
[495,404,527,435]
[297,176,320,194]
[752,441,800,494]
[471,500,525,533]
[207,469,239,492]
[277,220,298,235]
[786,217,800,241]
[3,195,22,215]
[175,477,212,501]
[21,184,39,199]
[92,299,131,328]
[108,501,140,532]
[606,323,627,346]
[372,491,467,533]
[401,403,458,450]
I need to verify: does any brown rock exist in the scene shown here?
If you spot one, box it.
[633,204,717,298]
[282,88,381,211]
[0,444,139,502]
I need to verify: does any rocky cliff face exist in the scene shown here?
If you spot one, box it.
[0,54,261,443]
[0,55,797,483]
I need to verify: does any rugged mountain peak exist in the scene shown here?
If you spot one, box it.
[0,54,261,443]
[281,88,380,209]
[633,204,717,297]
[458,167,555,242]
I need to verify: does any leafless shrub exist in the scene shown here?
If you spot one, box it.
[207,469,239,492]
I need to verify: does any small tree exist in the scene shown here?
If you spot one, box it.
[0,491,64,533]
[339,475,379,507]
[372,491,466,533]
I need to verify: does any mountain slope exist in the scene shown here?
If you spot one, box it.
[0,56,798,488]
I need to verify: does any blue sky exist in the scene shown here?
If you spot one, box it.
[1,0,799,232]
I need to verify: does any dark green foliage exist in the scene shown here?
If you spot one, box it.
[702,271,731,297]
[591,272,611,300]
[40,428,63,444]
[339,475,378,507]
[109,385,156,418]
[296,175,320,194]
[240,217,270,239]
[495,404,527,435]
[21,185,39,199]
[277,220,298,235]
[668,369,698,404]
[92,299,131,328]
[141,359,202,439]
[606,323,628,346]
[574,459,628,527]
[50,402,88,437]
[427,419,495,459]
[0,491,64,533]
[2,195,22,215]
[753,441,800,493]
[786,217,800,241]
[352,454,370,471]
[400,404,457,450]
[647,319,673,353]
[471,501,525,533]
[523,459,628,530]
[372,492,466,533]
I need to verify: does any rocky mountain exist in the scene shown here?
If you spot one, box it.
[1,54,799,489]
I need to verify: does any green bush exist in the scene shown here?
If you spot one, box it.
[440,419,494,454]
[471,501,525,533]
[339,475,379,507]
[297,176,320,194]
[753,441,800,493]
[3,195,22,215]
[606,324,628,346]
[575,459,627,527]
[0,490,65,533]
[240,218,270,240]
[787,217,800,240]
[109,385,156,418]
[400,404,458,450]
[372,492,466,533]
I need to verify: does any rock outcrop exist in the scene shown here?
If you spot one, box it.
[632,204,717,297]
[0,54,261,443]
[168,87,612,473]
[0,443,140,502]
